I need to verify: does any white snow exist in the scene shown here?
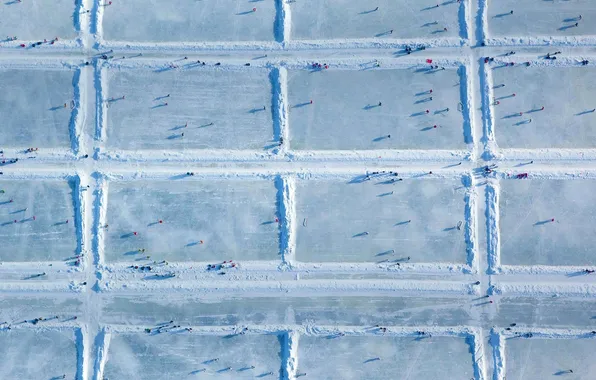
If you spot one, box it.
[1,0,596,379]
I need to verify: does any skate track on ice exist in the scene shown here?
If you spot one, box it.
[1,0,596,379]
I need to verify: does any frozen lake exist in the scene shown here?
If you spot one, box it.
[488,0,596,39]
[288,67,469,150]
[295,177,470,263]
[0,180,78,262]
[104,179,280,262]
[492,66,596,149]
[290,0,463,40]
[298,335,474,380]
[499,179,596,266]
[104,67,275,151]
[0,69,78,150]
[104,333,282,379]
[102,0,278,43]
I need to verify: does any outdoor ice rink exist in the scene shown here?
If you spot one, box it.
[1,0,596,379]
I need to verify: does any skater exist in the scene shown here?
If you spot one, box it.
[374,7,378,11]
[585,269,595,274]
[378,102,382,106]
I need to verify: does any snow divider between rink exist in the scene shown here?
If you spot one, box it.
[71,175,85,259]
[459,65,474,147]
[490,328,505,380]
[93,329,111,380]
[277,175,296,268]
[467,330,487,380]
[271,66,288,153]
[92,174,108,267]
[477,0,488,45]
[458,0,469,41]
[282,330,298,379]
[68,68,82,155]
[75,327,86,380]
[275,0,289,43]
[94,61,108,143]
[463,175,477,272]
[485,181,500,274]
[479,57,496,158]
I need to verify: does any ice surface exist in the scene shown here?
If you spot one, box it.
[0,0,78,41]
[290,0,463,40]
[295,177,470,263]
[0,69,77,150]
[104,68,275,151]
[0,329,78,379]
[0,180,78,262]
[298,335,474,380]
[101,295,475,327]
[488,0,596,38]
[287,68,468,150]
[499,179,596,266]
[102,0,277,43]
[505,338,596,380]
[492,66,596,149]
[104,180,279,262]
[103,333,282,380]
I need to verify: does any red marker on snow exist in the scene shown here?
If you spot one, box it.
[426,59,433,64]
